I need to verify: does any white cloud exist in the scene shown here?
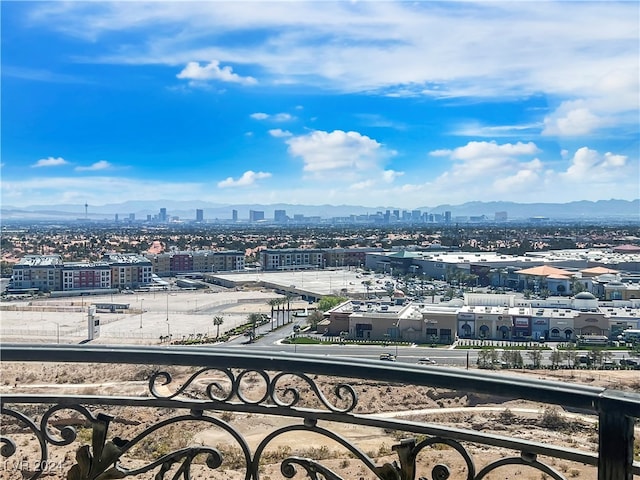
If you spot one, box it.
[250,112,293,122]
[32,157,69,168]
[561,147,628,181]
[429,141,541,187]
[396,145,637,205]
[382,170,404,183]
[350,180,375,190]
[286,129,393,174]
[438,141,540,161]
[177,61,256,86]
[0,176,204,206]
[75,160,112,171]
[429,149,452,158]
[493,167,541,193]
[25,2,639,136]
[269,129,292,138]
[452,122,541,138]
[217,170,271,188]
[273,113,291,122]
[355,114,407,130]
[542,101,603,136]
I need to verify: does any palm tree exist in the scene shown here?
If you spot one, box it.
[212,315,224,339]
[248,312,262,342]
[268,299,279,330]
[277,298,285,327]
[363,280,372,299]
[286,293,295,324]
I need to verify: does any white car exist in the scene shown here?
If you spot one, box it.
[417,357,436,365]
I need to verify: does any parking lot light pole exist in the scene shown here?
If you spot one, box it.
[51,321,60,344]
[139,299,144,329]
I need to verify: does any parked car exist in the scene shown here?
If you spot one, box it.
[620,359,639,367]
[379,353,396,362]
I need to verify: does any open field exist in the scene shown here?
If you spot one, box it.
[0,269,403,344]
[0,288,302,344]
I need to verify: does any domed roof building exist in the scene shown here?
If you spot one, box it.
[574,292,597,300]
[572,291,598,310]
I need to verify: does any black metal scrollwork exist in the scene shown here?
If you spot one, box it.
[270,372,358,413]
[281,456,346,480]
[1,406,48,480]
[149,367,236,402]
[473,452,566,480]
[148,368,359,413]
[3,344,627,480]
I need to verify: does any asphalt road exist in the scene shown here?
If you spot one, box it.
[216,325,637,369]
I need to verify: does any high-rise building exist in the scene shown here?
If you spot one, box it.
[444,211,452,223]
[249,210,265,222]
[114,213,119,222]
[495,211,508,222]
[159,208,167,222]
[196,209,204,222]
[232,209,238,222]
[274,209,287,222]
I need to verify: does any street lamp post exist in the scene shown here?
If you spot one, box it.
[166,289,170,336]
[52,321,60,344]
[139,299,144,329]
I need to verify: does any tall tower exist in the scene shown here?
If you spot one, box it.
[85,203,88,219]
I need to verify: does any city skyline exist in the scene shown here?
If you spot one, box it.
[2,1,639,208]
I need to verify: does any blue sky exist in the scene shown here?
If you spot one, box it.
[2,1,638,209]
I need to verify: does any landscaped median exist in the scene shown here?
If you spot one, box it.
[282,334,416,348]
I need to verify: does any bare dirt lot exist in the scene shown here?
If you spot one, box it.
[1,362,638,480]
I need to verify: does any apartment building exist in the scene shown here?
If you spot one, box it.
[9,255,64,292]
[260,247,384,271]
[62,261,112,290]
[103,253,153,289]
[323,247,383,269]
[259,248,325,271]
[9,253,151,293]
[145,250,245,276]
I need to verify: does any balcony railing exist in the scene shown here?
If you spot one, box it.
[1,344,639,480]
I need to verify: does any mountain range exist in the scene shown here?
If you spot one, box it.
[1,199,638,222]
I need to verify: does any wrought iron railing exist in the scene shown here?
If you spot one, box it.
[1,344,639,480]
